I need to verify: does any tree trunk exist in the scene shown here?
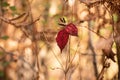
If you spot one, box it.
[115,15,120,79]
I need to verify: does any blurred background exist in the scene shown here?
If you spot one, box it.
[0,0,119,80]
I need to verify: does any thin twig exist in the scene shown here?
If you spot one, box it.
[97,58,109,80]
[67,40,80,70]
[9,13,26,21]
[42,31,65,71]
[0,46,37,72]
[0,14,41,28]
[82,26,107,40]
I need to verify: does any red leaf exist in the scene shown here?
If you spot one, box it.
[56,29,69,52]
[65,23,78,36]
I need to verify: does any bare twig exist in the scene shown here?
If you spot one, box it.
[9,13,26,21]
[82,26,107,40]
[42,31,64,70]
[0,46,37,73]
[0,14,41,28]
[97,58,110,80]
[67,40,80,71]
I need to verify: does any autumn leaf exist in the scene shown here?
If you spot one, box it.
[102,49,116,62]
[100,39,116,62]
[56,23,78,52]
[96,37,116,62]
[56,29,69,52]
[65,23,78,36]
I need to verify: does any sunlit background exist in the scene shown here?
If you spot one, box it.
[0,0,118,80]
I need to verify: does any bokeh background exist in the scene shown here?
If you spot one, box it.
[0,0,119,80]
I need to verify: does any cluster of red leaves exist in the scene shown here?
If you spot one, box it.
[56,23,78,52]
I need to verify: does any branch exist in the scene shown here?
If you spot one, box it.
[0,46,37,73]
[82,26,107,40]
[0,16,19,27]
[0,14,41,28]
[9,12,26,21]
[80,0,103,8]
[97,58,110,80]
